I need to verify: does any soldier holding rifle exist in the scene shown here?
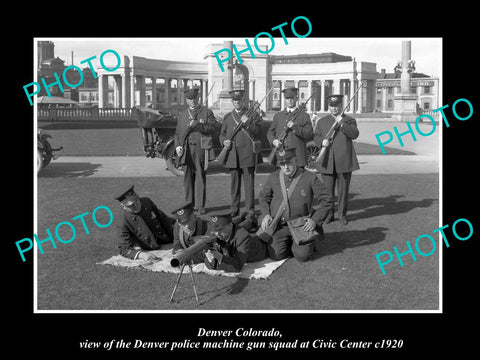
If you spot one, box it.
[267,87,314,167]
[219,89,263,217]
[314,94,360,225]
[174,88,217,215]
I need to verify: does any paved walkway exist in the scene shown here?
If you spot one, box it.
[40,153,439,178]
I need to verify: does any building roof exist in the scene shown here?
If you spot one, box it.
[269,52,352,64]
[378,71,431,79]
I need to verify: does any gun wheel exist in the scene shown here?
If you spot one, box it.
[305,141,320,173]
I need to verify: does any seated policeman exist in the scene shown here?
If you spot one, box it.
[115,183,175,260]
[258,148,333,262]
[204,210,271,273]
[171,202,210,264]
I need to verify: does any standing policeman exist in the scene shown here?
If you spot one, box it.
[314,95,360,225]
[219,89,263,217]
[174,88,217,215]
[267,87,313,167]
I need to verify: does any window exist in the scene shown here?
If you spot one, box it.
[387,99,393,109]
[424,86,431,94]
[387,87,393,94]
[424,102,430,110]
[377,99,382,107]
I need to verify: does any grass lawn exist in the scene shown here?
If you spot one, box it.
[36,172,439,311]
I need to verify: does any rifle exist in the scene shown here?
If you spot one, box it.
[315,82,365,167]
[215,87,273,165]
[266,89,317,165]
[169,235,218,306]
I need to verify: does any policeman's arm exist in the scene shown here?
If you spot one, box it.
[266,115,278,145]
[291,112,314,141]
[258,175,274,217]
[215,236,249,273]
[219,115,229,144]
[195,108,217,135]
[117,222,141,260]
[310,177,334,225]
[340,117,360,140]
[150,199,175,239]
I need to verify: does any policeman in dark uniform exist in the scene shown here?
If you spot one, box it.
[258,148,333,261]
[314,94,360,225]
[171,201,210,264]
[115,184,175,260]
[219,89,263,217]
[267,87,314,167]
[203,209,271,273]
[174,88,217,215]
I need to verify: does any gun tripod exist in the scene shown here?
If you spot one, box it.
[169,261,200,306]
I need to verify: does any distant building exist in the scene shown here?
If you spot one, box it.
[37,41,101,104]
[375,69,439,114]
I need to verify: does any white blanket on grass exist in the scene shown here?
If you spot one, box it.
[97,245,287,279]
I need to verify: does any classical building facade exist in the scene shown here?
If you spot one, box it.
[38,40,438,116]
[96,42,379,114]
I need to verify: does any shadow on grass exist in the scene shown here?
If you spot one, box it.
[315,226,389,259]
[38,162,102,178]
[347,194,438,221]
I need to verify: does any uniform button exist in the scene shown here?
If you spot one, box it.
[138,227,141,230]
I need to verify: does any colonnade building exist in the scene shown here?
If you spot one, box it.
[96,42,379,115]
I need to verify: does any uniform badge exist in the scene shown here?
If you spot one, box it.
[211,216,218,223]
[279,150,285,156]
[177,209,184,216]
[151,211,157,219]
[300,189,307,197]
[199,118,205,123]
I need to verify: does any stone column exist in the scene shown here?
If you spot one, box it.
[98,74,109,108]
[121,74,130,108]
[202,79,208,105]
[165,78,170,108]
[392,40,418,122]
[307,80,312,112]
[218,41,234,115]
[130,74,135,107]
[137,75,146,106]
[151,76,157,108]
[114,75,122,108]
[358,80,363,113]
[320,80,325,112]
[249,79,255,102]
[280,80,285,110]
[176,78,181,105]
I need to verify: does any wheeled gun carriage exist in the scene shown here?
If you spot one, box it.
[133,106,186,176]
[133,105,320,175]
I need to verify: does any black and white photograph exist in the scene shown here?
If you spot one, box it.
[31,36,442,312]
[7,9,478,356]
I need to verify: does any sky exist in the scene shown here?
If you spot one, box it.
[40,37,442,78]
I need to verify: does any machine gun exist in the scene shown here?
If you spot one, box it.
[215,88,273,166]
[266,90,316,165]
[169,235,218,306]
[315,82,365,167]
